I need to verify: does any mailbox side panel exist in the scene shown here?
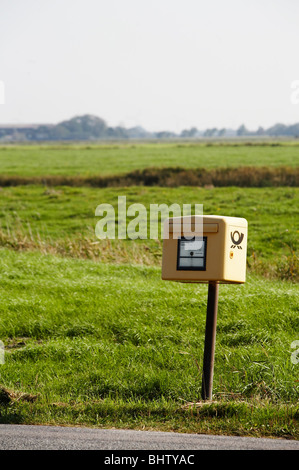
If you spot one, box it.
[223,221,248,283]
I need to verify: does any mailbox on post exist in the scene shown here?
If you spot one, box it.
[161,215,248,400]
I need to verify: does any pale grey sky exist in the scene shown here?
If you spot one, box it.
[0,0,298,132]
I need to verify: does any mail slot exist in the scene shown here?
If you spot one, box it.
[162,215,248,284]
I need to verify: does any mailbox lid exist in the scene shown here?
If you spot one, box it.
[168,222,218,233]
[166,215,247,235]
[167,215,247,224]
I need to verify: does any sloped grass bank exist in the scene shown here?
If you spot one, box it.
[0,166,297,188]
[0,185,298,281]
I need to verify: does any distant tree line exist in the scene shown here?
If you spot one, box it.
[1,115,299,142]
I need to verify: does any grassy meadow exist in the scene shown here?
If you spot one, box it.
[0,185,297,280]
[0,142,298,438]
[0,141,298,177]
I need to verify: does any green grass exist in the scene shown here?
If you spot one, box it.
[0,142,298,437]
[0,142,298,177]
[0,185,298,280]
[0,248,298,437]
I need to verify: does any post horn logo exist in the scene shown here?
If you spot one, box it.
[230,231,244,249]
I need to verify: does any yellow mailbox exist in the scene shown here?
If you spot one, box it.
[161,214,248,400]
[162,215,248,284]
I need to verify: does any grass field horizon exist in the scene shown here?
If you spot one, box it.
[0,141,298,177]
[0,142,298,438]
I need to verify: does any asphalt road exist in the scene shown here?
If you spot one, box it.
[0,424,298,450]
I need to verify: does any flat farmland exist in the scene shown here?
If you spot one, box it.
[0,141,298,177]
[0,142,298,438]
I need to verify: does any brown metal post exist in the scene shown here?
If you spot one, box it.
[201,281,219,401]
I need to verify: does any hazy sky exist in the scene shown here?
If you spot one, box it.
[0,0,298,131]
